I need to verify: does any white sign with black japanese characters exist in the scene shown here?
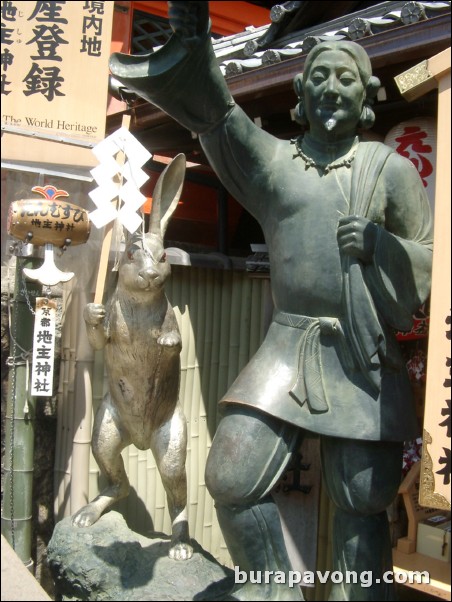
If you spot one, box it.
[31,297,57,397]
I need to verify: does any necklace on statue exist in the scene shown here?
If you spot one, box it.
[292,135,359,174]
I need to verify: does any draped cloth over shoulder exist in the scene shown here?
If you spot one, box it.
[343,144,393,394]
[109,28,234,134]
[345,144,433,394]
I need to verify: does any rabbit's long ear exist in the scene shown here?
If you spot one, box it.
[149,153,186,237]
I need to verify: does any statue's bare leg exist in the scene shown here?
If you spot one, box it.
[72,397,131,527]
[151,401,193,560]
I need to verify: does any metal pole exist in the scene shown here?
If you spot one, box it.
[1,248,41,568]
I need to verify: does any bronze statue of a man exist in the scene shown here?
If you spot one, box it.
[110,2,433,600]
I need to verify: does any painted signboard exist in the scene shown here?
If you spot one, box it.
[1,1,114,169]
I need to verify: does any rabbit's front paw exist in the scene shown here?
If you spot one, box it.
[83,303,105,326]
[158,331,182,348]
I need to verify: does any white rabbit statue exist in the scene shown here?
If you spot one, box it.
[72,154,193,560]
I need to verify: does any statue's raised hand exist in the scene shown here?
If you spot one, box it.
[168,1,209,47]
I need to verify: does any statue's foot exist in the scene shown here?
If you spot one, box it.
[71,503,103,528]
[168,540,193,560]
[227,583,304,601]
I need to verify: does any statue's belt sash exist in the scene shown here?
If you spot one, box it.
[273,311,346,414]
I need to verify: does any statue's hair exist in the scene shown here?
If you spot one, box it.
[293,40,381,130]
[302,41,373,87]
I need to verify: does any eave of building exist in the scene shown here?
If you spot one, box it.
[215,0,451,72]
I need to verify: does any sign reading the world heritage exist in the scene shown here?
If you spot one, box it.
[1,1,114,168]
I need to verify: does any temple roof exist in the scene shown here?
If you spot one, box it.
[213,1,451,76]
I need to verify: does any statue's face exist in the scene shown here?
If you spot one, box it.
[304,49,365,139]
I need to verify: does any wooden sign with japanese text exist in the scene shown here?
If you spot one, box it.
[419,54,451,511]
[1,1,114,169]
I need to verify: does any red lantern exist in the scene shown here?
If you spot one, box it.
[384,117,437,214]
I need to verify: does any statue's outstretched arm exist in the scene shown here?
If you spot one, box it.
[109,1,234,134]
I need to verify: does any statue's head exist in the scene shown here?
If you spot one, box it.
[293,40,381,135]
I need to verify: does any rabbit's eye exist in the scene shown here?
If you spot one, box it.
[159,252,167,263]
[127,245,139,260]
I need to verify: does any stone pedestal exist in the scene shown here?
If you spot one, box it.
[47,511,234,601]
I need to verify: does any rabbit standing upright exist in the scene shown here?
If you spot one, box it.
[72,154,193,560]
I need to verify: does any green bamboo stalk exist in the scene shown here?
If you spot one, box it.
[227,272,241,387]
[195,269,208,544]
[249,278,262,354]
[238,273,252,370]
[196,268,214,552]
[202,270,219,436]
[186,290,197,432]
[185,268,199,535]
[217,270,232,404]
[1,255,41,567]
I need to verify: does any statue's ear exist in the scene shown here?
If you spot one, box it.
[293,73,304,99]
[366,76,381,103]
[292,74,307,126]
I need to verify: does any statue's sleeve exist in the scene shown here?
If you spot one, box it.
[109,30,234,134]
[366,151,433,331]
[110,30,279,220]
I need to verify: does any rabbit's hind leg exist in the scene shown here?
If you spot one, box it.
[151,401,193,560]
[72,397,131,528]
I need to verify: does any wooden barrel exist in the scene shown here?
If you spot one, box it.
[7,199,91,247]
